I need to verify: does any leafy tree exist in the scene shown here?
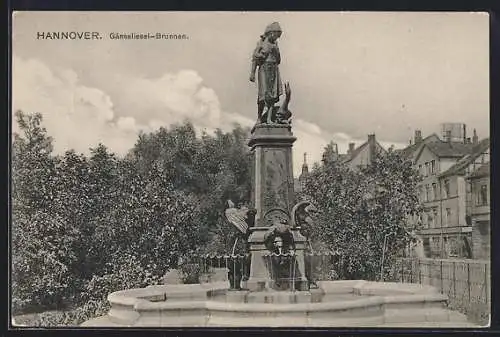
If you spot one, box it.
[11,110,253,326]
[130,123,252,255]
[12,111,74,310]
[304,148,422,280]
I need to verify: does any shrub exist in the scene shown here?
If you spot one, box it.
[178,254,203,284]
[27,299,110,327]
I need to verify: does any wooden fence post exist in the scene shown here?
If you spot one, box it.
[429,260,432,286]
[440,260,443,292]
[418,259,422,284]
[467,262,471,302]
[401,259,404,283]
[453,261,456,298]
[485,262,488,305]
[410,260,414,283]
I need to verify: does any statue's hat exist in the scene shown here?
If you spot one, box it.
[264,22,282,34]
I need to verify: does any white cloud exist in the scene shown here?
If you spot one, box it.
[118,69,229,131]
[12,55,141,155]
[12,55,405,178]
[12,56,261,158]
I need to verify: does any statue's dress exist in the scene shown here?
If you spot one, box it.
[253,38,283,105]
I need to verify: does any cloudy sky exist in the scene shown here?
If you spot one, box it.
[12,11,489,176]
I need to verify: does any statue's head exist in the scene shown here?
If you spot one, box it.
[273,236,283,248]
[264,22,282,41]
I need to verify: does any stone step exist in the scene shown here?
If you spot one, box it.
[207,315,384,327]
[384,307,469,325]
[377,321,481,328]
[80,315,128,327]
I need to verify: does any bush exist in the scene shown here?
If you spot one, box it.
[178,254,203,284]
[304,150,423,282]
[12,209,79,312]
[27,299,109,327]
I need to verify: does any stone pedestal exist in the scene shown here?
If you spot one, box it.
[245,123,308,291]
[248,124,296,225]
[244,228,270,291]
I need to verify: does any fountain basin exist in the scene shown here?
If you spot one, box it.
[81,280,477,327]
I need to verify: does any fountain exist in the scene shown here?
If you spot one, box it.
[81,22,477,328]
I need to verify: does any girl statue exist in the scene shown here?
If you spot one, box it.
[249,22,284,123]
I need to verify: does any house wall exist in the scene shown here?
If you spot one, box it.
[410,140,490,260]
[415,147,441,232]
[414,147,472,259]
[439,159,457,173]
[470,175,490,259]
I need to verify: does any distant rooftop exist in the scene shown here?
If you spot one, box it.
[467,163,490,179]
[425,141,475,158]
[439,138,489,178]
[399,133,440,158]
[342,135,385,164]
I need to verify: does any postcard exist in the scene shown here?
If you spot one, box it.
[11,11,490,328]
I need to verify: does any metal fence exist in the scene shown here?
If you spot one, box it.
[391,258,490,325]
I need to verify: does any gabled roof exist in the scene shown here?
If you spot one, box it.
[400,133,440,158]
[439,138,490,178]
[467,163,490,179]
[342,142,369,163]
[414,139,474,164]
[342,139,386,164]
[426,141,474,158]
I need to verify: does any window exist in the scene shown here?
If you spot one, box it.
[478,185,488,206]
[443,237,450,258]
[445,208,451,226]
[432,236,441,257]
[425,184,431,202]
[431,160,436,174]
[419,164,423,175]
[433,208,439,227]
[432,183,438,201]
[449,236,459,257]
[443,179,450,198]
[425,162,430,176]
[428,212,434,228]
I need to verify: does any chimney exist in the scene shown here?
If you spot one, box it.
[348,142,355,154]
[414,130,423,144]
[472,129,478,145]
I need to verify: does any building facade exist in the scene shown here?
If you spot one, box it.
[413,140,473,258]
[467,164,490,260]
[406,125,489,259]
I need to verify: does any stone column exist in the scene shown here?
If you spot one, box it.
[245,124,298,291]
[249,124,297,224]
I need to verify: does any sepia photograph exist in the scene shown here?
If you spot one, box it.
[10,11,490,328]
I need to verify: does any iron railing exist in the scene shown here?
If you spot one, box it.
[194,251,343,285]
